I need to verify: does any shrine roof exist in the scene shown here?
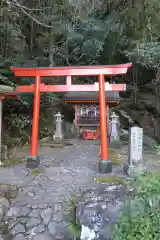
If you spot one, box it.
[63,91,119,101]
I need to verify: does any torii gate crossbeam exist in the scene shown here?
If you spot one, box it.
[11,63,132,173]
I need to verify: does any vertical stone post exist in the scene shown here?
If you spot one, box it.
[125,125,143,175]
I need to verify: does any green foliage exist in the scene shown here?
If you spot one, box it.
[113,172,160,240]
[123,0,160,69]
[155,144,160,156]
[0,2,25,84]
[65,198,81,240]
[0,0,124,145]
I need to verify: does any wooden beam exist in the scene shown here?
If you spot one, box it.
[16,83,126,93]
[11,63,132,77]
[64,100,120,104]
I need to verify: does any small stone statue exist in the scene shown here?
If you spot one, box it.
[110,112,120,142]
[53,112,64,141]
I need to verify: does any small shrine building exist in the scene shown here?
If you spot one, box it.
[63,91,120,139]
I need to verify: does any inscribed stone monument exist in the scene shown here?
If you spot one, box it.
[127,125,143,175]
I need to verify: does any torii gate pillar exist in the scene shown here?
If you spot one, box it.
[98,74,112,172]
[12,63,132,172]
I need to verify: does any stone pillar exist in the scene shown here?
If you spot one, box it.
[53,112,64,141]
[110,112,120,143]
[129,125,143,175]
[124,125,143,175]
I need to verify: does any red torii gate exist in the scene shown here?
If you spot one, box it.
[11,63,132,172]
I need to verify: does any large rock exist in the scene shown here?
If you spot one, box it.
[120,127,157,149]
[76,185,128,240]
[120,129,129,142]
[143,135,157,148]
[117,86,160,143]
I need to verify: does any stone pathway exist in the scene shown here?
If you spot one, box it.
[0,139,159,240]
[0,140,111,239]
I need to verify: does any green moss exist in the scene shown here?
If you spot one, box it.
[109,148,121,165]
[99,148,122,165]
[111,158,121,165]
[32,169,41,174]
[95,176,125,184]
[0,158,23,167]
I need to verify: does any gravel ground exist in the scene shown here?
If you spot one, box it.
[0,139,159,240]
[0,140,120,240]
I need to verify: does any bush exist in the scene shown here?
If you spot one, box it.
[113,172,160,240]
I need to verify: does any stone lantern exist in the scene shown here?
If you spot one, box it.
[110,112,120,142]
[53,112,64,141]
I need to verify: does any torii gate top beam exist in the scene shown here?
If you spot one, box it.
[11,63,132,77]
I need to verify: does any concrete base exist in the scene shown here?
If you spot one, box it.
[99,160,112,173]
[26,156,40,169]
